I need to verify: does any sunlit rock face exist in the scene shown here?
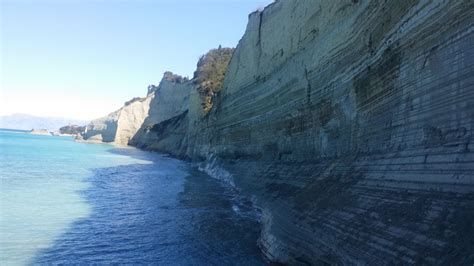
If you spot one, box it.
[81,0,473,263]
[184,0,474,264]
[82,73,191,146]
[82,96,152,145]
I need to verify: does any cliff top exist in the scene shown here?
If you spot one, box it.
[148,71,190,95]
[163,71,189,83]
[193,46,235,114]
[248,0,277,18]
[124,96,146,106]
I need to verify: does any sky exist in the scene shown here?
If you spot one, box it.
[0,0,272,120]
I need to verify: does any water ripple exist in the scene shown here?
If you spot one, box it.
[33,149,264,265]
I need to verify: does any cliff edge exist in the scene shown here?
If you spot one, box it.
[187,0,474,264]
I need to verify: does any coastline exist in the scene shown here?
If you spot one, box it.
[66,0,474,264]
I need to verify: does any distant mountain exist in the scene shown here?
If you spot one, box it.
[0,114,88,132]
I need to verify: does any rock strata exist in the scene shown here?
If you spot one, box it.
[187,1,474,264]
[82,72,192,146]
[82,96,152,145]
[130,72,192,150]
[82,0,474,264]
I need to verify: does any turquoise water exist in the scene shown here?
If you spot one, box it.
[0,129,264,265]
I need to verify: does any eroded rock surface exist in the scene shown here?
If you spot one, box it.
[82,72,192,147]
[184,0,474,264]
[81,0,474,264]
[82,96,151,145]
[130,72,191,151]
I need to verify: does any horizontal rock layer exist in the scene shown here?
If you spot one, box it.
[186,0,474,264]
[82,72,191,146]
[131,73,191,151]
[82,96,151,145]
[82,0,474,264]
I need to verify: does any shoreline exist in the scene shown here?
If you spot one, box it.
[75,135,268,261]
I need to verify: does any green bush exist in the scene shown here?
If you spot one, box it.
[193,46,235,114]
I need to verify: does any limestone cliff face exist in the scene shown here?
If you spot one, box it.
[82,72,191,147]
[183,0,474,264]
[83,0,474,264]
[82,96,152,145]
[130,72,191,154]
[29,129,51,136]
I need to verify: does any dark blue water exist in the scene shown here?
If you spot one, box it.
[0,130,264,265]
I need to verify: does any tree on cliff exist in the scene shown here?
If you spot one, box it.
[193,46,235,115]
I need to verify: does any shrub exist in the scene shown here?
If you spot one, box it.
[193,46,235,114]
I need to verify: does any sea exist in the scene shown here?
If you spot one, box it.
[0,129,264,265]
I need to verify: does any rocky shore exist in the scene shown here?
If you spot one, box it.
[79,1,474,264]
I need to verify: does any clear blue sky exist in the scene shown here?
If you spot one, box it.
[0,0,272,120]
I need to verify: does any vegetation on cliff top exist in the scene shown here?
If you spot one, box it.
[147,72,189,95]
[193,46,235,115]
[59,125,85,135]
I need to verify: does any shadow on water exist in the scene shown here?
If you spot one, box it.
[33,148,265,265]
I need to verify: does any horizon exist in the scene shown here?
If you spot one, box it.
[0,0,273,120]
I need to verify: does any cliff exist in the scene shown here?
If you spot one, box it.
[82,96,151,144]
[59,125,85,135]
[82,0,474,264]
[82,72,191,146]
[130,72,192,154]
[186,0,474,264]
